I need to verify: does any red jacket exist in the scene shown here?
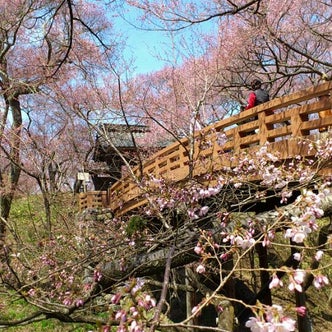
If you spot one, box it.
[245,92,256,110]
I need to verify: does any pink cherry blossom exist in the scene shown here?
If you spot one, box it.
[194,243,203,255]
[115,310,127,322]
[102,326,110,332]
[191,305,201,316]
[233,235,255,249]
[143,294,156,309]
[93,269,102,282]
[199,205,209,216]
[245,305,296,331]
[111,293,122,304]
[291,230,306,243]
[220,252,229,261]
[75,299,84,307]
[288,269,305,292]
[294,269,305,284]
[278,317,296,331]
[188,208,199,220]
[295,306,306,317]
[130,306,139,317]
[63,297,72,306]
[27,288,36,297]
[196,264,206,274]
[313,274,329,289]
[314,250,324,261]
[269,274,283,289]
[245,317,269,331]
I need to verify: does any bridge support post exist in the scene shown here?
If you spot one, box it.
[258,109,274,145]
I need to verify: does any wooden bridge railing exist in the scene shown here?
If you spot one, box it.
[78,81,332,214]
[78,191,109,211]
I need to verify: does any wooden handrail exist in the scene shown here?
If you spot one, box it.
[77,191,108,211]
[80,82,332,214]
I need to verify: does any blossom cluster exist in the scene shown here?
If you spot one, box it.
[190,177,331,331]
[106,278,157,332]
[309,133,332,160]
[284,188,329,243]
[148,175,222,219]
[245,304,296,332]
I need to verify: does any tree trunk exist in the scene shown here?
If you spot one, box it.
[255,242,271,305]
[0,94,22,240]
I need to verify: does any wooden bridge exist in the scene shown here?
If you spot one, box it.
[78,81,332,215]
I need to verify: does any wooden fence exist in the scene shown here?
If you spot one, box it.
[78,81,332,214]
[78,191,108,211]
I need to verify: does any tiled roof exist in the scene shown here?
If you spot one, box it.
[97,124,149,149]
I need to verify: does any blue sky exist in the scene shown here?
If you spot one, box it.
[122,24,168,74]
[112,4,217,75]
[113,6,169,75]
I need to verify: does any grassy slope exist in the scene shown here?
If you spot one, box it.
[2,195,332,331]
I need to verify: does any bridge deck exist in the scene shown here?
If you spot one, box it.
[78,81,332,214]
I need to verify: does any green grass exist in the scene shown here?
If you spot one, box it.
[4,320,94,332]
[1,194,97,331]
[0,290,95,331]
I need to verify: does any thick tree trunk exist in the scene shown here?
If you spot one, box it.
[0,94,22,240]
[99,232,199,289]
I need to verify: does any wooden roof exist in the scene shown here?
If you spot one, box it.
[96,124,149,150]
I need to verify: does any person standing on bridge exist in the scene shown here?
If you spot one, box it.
[244,79,270,110]
[239,79,270,136]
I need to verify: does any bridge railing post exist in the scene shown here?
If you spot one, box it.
[258,109,274,145]
[290,111,309,138]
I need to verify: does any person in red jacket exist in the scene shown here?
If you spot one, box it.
[245,79,270,110]
[239,79,269,136]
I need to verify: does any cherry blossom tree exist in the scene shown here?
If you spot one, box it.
[122,0,331,92]
[0,1,331,332]
[0,0,120,229]
[2,139,331,331]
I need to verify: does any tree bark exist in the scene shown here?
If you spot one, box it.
[0,94,22,240]
[99,233,199,289]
